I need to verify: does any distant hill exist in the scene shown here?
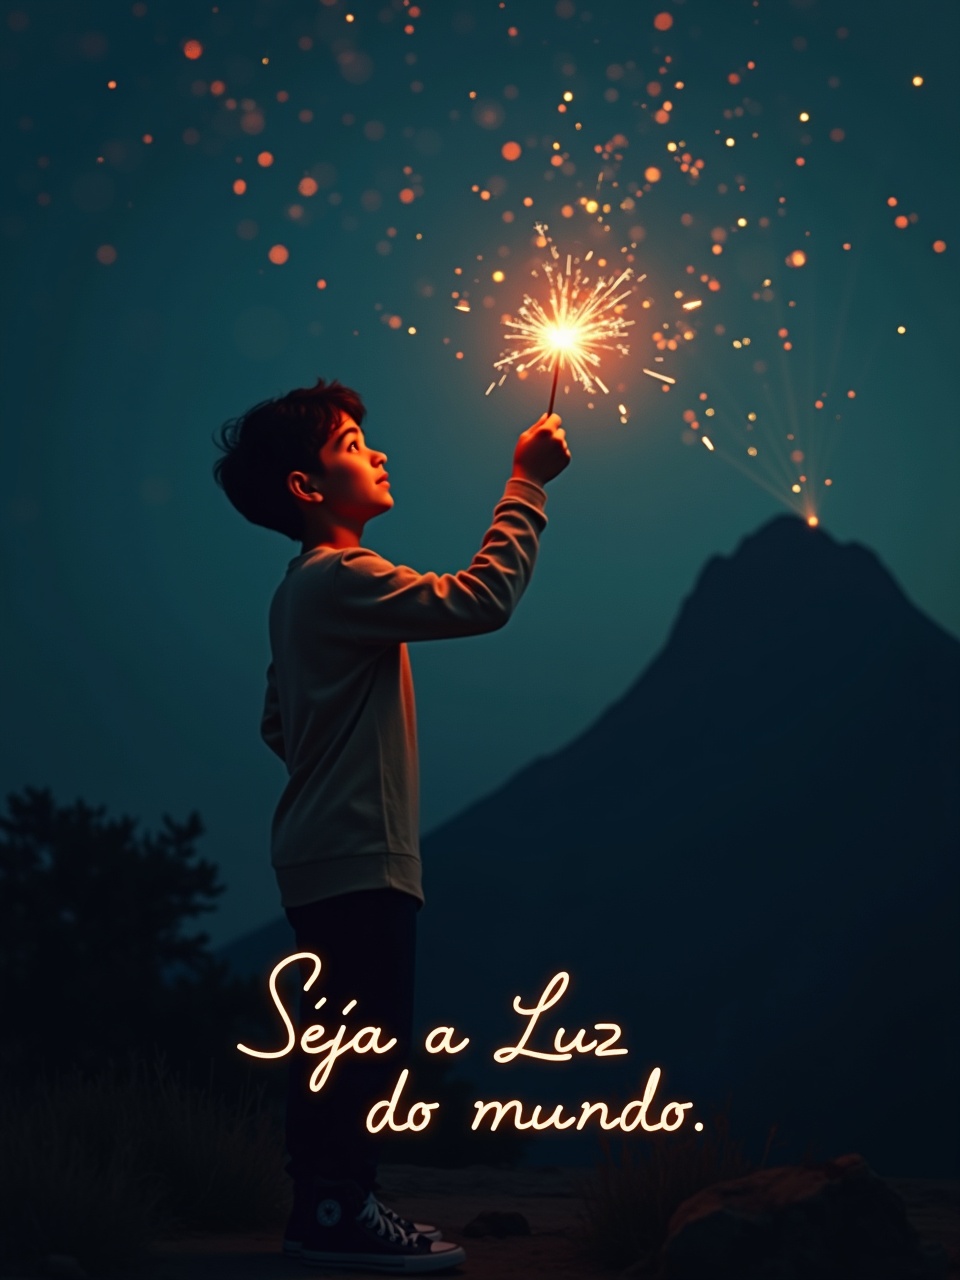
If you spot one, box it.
[217,517,960,1178]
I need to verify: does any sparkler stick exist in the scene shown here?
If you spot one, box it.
[547,353,561,415]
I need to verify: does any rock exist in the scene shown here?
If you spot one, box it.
[41,1257,87,1280]
[656,1153,943,1280]
[461,1210,531,1238]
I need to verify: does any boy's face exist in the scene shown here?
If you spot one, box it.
[306,413,393,520]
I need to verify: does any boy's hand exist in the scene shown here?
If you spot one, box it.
[511,413,571,487]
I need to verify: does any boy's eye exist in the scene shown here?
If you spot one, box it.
[348,440,359,451]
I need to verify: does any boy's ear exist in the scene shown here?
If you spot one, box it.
[288,471,323,500]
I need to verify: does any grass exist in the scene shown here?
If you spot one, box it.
[570,1095,784,1273]
[0,1048,290,1278]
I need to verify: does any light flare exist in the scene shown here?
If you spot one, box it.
[493,224,639,410]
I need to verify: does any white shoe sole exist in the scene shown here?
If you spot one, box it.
[299,1241,466,1272]
[285,1227,442,1253]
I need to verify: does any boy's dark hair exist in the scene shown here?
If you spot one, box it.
[212,378,366,541]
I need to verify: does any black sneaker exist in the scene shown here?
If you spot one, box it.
[284,1183,442,1255]
[300,1177,465,1273]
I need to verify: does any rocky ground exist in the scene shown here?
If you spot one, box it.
[140,1164,958,1280]
[144,1164,601,1280]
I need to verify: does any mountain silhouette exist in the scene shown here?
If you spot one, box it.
[218,516,960,1178]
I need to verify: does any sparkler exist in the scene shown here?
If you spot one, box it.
[491,226,639,415]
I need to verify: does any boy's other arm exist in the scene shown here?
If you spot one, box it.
[329,478,549,644]
[260,662,286,762]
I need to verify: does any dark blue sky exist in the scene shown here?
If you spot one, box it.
[2,0,957,949]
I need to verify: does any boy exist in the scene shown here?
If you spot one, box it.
[212,378,569,1272]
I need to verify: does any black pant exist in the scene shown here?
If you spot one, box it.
[283,887,419,1194]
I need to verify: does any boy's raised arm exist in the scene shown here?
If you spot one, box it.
[327,413,569,645]
[329,479,544,643]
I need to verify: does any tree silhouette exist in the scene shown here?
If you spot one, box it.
[0,785,269,1092]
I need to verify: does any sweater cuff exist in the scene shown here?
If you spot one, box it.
[503,476,548,512]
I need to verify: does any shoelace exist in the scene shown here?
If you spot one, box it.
[375,1197,417,1232]
[357,1191,417,1247]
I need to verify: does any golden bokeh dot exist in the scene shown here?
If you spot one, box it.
[268,244,289,264]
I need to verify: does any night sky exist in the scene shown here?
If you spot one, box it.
[3,0,957,951]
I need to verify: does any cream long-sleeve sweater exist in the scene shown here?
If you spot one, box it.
[261,476,548,908]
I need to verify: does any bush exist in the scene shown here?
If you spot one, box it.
[0,1047,290,1277]
[0,786,269,1093]
[571,1094,784,1272]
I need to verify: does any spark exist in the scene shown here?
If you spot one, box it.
[493,224,638,402]
[643,368,676,384]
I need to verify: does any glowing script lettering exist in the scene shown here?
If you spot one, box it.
[236,950,320,1060]
[472,1067,692,1133]
[424,1025,470,1054]
[366,1068,440,1133]
[235,952,396,1091]
[239,954,701,1137]
[493,970,628,1063]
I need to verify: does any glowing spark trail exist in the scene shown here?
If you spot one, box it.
[494,224,639,414]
